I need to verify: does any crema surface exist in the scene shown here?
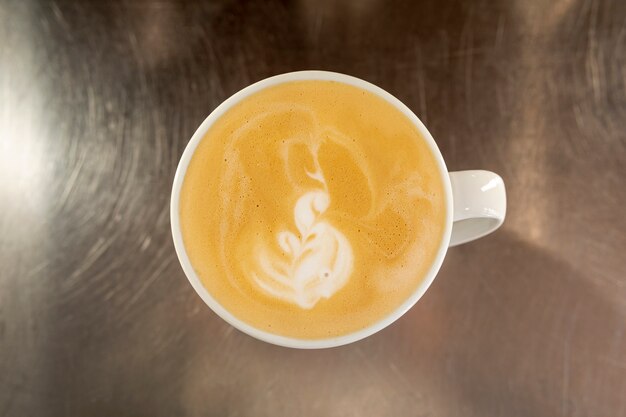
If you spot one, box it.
[180,80,446,339]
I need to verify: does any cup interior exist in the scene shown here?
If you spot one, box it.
[170,71,453,348]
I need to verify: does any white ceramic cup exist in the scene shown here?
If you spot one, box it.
[171,71,506,349]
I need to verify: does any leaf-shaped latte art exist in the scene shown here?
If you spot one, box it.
[252,181,354,309]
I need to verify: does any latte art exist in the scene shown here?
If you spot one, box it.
[253,167,354,309]
[179,80,446,338]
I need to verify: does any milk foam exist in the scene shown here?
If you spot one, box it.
[253,169,353,309]
[180,80,447,338]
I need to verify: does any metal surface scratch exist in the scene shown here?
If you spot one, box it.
[561,304,580,417]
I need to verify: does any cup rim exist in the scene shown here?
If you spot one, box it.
[170,70,453,349]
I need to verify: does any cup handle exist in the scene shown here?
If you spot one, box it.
[448,170,507,247]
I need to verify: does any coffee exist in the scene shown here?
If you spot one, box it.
[179,80,446,339]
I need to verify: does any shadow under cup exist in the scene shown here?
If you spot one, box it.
[171,71,454,349]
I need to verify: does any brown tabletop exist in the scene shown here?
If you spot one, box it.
[1,1,625,416]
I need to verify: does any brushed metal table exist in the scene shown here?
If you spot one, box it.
[1,1,625,416]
